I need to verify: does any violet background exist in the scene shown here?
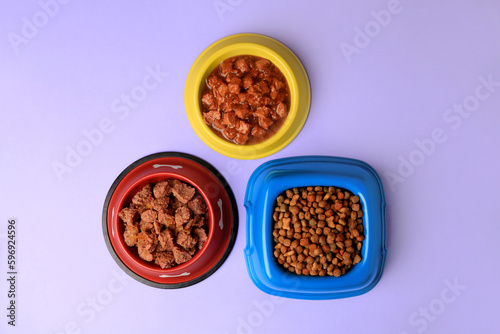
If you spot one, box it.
[1,0,499,333]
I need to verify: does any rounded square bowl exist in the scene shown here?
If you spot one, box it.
[244,156,386,299]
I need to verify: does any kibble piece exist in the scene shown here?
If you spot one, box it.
[282,218,291,230]
[289,206,300,215]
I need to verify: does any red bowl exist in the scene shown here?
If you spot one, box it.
[102,152,238,288]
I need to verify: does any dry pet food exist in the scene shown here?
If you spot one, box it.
[118,180,209,269]
[201,55,290,145]
[272,186,365,277]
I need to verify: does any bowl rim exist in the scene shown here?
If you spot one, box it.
[244,155,387,300]
[102,152,239,289]
[185,33,311,160]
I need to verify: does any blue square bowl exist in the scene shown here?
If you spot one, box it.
[244,156,387,300]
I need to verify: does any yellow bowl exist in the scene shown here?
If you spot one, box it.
[185,33,311,160]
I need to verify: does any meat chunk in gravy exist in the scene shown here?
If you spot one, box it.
[154,251,175,269]
[172,246,192,265]
[171,180,196,204]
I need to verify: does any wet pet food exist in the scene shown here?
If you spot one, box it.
[118,180,209,269]
[201,55,290,145]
